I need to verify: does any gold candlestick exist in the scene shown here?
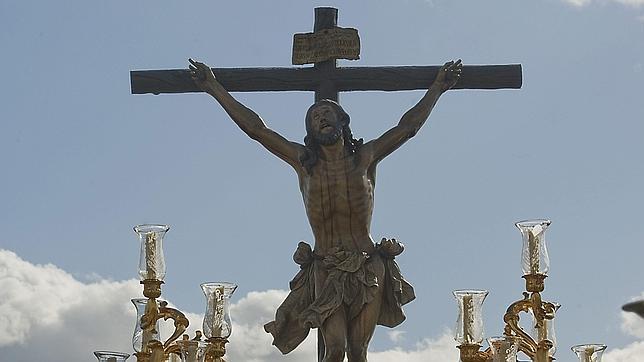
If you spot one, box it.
[145,233,157,280]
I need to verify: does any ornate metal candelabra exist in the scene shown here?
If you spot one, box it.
[93,224,237,362]
[92,220,608,361]
[454,219,607,362]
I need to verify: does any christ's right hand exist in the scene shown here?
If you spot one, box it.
[189,58,218,92]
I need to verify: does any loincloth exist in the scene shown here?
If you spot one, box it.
[264,239,415,354]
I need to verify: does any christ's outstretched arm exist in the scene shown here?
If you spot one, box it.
[367,60,462,164]
[189,59,304,169]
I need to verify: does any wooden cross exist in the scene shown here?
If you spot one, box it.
[130,7,521,102]
[130,7,521,362]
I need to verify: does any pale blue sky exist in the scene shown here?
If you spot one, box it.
[1,0,644,360]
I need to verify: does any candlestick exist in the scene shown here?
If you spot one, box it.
[463,294,474,343]
[528,227,540,274]
[145,233,157,280]
[214,285,225,337]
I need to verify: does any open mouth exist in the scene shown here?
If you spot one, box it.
[320,122,334,131]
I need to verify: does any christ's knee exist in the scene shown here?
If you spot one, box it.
[347,344,368,362]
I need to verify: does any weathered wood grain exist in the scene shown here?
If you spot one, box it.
[130,64,522,95]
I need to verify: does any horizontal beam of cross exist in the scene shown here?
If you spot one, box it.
[130,64,522,95]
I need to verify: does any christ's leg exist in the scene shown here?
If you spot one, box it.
[315,263,348,362]
[347,258,385,362]
[321,307,347,362]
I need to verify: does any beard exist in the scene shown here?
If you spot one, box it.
[314,126,342,146]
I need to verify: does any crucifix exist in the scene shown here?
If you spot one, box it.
[131,8,521,99]
[130,7,521,362]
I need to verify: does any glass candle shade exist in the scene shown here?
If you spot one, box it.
[177,339,209,362]
[488,336,519,362]
[93,351,130,361]
[134,224,169,281]
[531,302,560,356]
[131,298,161,353]
[516,219,551,276]
[201,282,237,339]
[453,290,489,345]
[571,344,607,362]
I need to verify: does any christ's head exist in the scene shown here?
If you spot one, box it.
[305,100,350,146]
[301,99,362,173]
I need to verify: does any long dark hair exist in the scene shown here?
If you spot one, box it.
[300,99,363,174]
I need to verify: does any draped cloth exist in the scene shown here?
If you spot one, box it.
[263,239,415,354]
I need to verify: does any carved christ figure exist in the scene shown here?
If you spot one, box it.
[189,58,462,362]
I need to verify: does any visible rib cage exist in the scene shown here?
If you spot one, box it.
[300,155,375,253]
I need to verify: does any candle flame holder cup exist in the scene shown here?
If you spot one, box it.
[134,224,169,282]
[516,220,551,288]
[201,282,237,362]
[93,351,131,362]
[488,336,519,362]
[453,290,489,346]
[571,344,607,362]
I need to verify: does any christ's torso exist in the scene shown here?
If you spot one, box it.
[298,153,375,254]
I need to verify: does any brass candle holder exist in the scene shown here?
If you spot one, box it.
[501,273,557,362]
[94,224,237,362]
[455,220,606,362]
[134,225,189,362]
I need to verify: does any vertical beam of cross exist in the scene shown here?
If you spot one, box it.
[311,6,336,355]
[313,7,340,102]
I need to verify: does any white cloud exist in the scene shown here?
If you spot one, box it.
[0,249,140,360]
[619,292,644,338]
[369,332,458,362]
[226,289,317,362]
[604,341,644,362]
[620,311,644,339]
[603,293,644,362]
[387,330,407,343]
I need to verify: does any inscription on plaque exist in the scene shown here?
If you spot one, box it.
[292,27,360,65]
